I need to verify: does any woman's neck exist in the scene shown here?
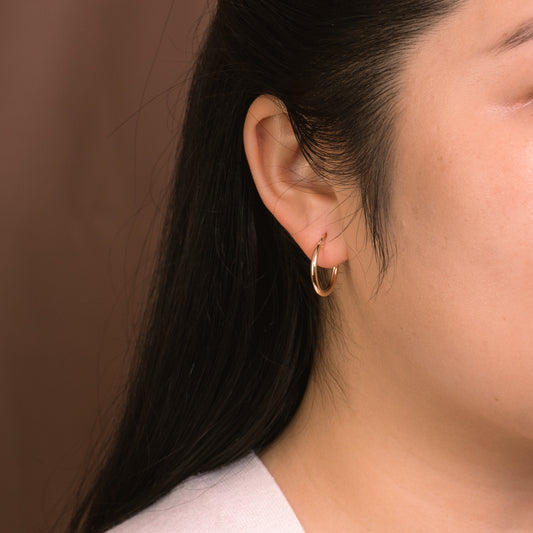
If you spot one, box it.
[260,341,533,533]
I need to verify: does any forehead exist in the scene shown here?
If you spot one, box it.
[427,0,533,56]
[399,0,533,91]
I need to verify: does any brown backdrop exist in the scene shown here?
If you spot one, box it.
[0,2,206,531]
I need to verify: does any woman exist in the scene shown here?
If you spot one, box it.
[70,0,533,531]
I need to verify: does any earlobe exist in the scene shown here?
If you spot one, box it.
[243,95,349,268]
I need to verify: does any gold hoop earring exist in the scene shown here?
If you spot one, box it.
[310,234,338,297]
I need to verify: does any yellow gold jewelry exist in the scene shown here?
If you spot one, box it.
[310,234,338,297]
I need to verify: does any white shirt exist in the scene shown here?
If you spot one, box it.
[108,452,305,532]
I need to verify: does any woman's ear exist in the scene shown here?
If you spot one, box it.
[243,95,349,268]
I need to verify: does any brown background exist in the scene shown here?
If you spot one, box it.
[0,1,206,531]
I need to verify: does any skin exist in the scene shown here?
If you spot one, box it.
[243,0,533,531]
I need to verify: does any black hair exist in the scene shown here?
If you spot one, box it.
[70,1,461,531]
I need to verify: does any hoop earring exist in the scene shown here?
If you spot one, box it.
[310,234,338,297]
